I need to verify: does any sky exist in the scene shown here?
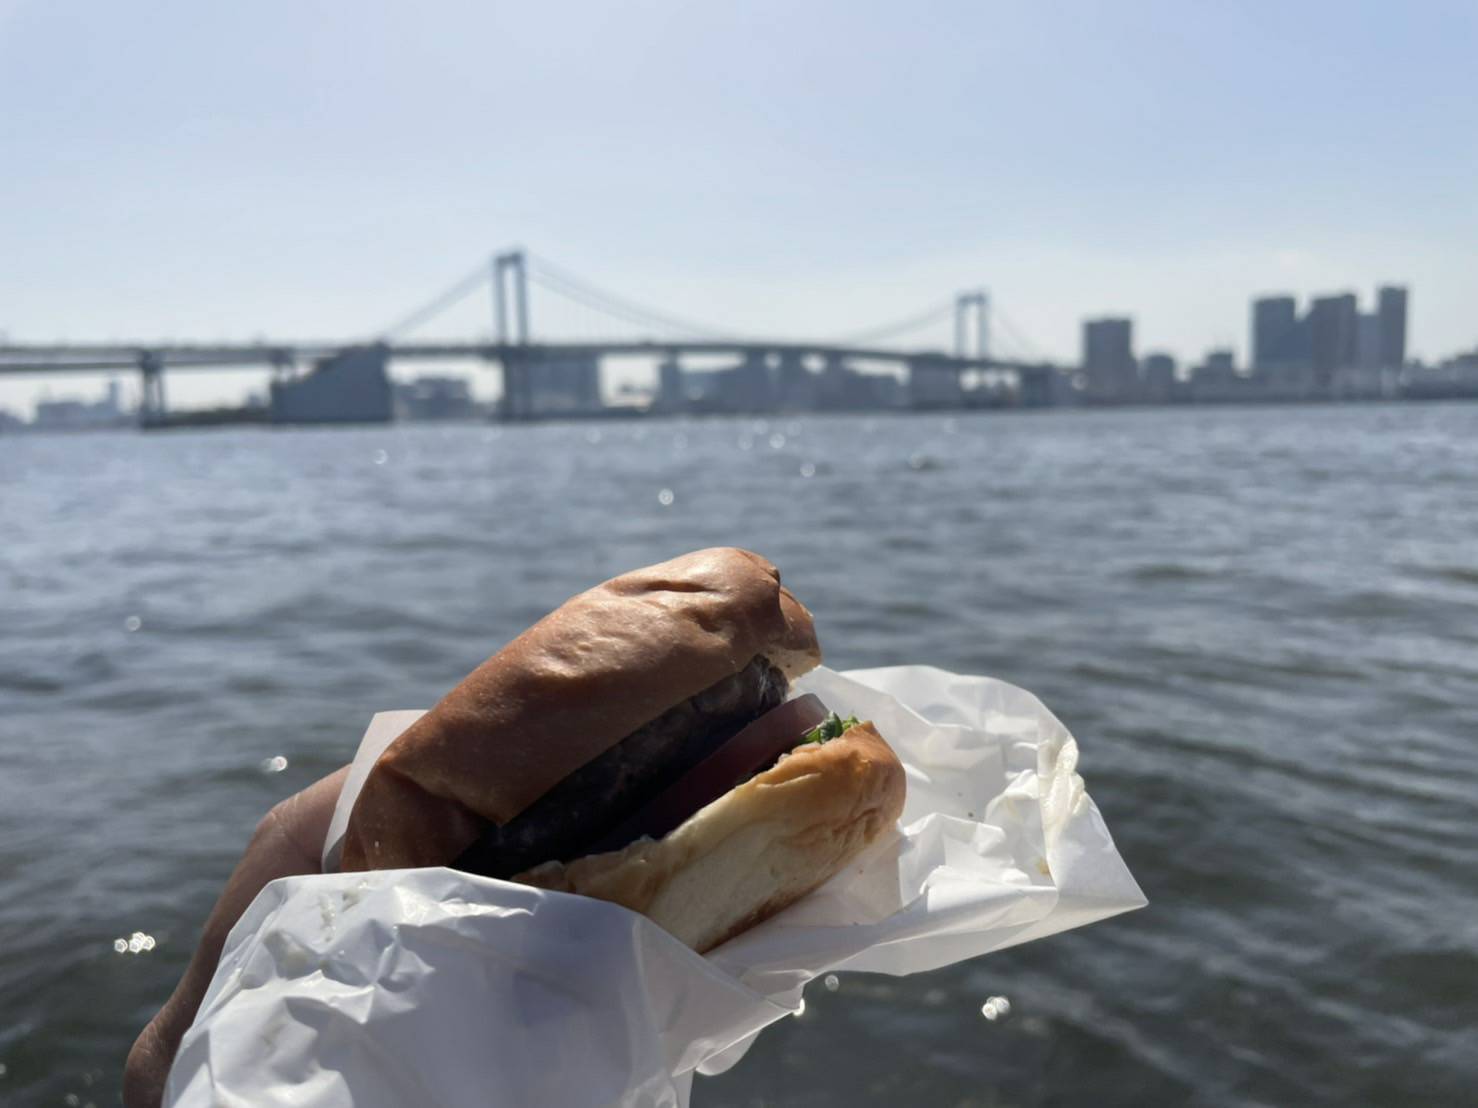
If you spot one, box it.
[1,0,1475,414]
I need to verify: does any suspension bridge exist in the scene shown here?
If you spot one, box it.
[0,250,1066,423]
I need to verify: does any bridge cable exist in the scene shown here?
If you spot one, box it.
[523,268,679,340]
[990,302,1047,363]
[526,259,732,340]
[820,299,957,348]
[378,261,491,341]
[525,253,740,340]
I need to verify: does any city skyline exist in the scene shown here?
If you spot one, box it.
[3,3,1476,414]
[0,270,1460,421]
[11,270,1478,431]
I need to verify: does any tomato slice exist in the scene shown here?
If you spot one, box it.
[587,694,830,854]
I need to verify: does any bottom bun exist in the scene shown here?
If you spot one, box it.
[516,722,906,953]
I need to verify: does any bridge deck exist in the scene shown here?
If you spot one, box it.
[0,340,1056,376]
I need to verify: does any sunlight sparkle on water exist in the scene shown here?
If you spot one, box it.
[980,995,1011,1021]
[114,931,156,955]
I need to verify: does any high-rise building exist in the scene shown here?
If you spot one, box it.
[1251,296,1300,368]
[1306,293,1358,388]
[1082,317,1137,401]
[1141,352,1177,401]
[1355,313,1383,371]
[1378,286,1408,368]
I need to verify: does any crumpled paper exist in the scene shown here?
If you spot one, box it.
[164,666,1145,1107]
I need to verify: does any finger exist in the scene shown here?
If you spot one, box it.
[123,765,350,1108]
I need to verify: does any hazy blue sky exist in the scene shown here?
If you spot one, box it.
[2,1,1474,412]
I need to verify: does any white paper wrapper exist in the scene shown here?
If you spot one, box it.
[165,666,1145,1107]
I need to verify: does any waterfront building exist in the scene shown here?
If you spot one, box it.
[1251,296,1301,369]
[1256,359,1319,400]
[1141,352,1177,402]
[1082,317,1137,402]
[1378,286,1408,369]
[1355,313,1383,371]
[775,351,819,410]
[870,373,905,408]
[680,367,723,406]
[1306,294,1358,388]
[655,357,687,411]
[1187,349,1248,402]
[1404,347,1478,399]
[1017,368,1064,408]
[907,355,964,409]
[686,352,776,412]
[528,353,602,415]
[271,347,393,424]
[815,355,904,410]
[394,375,476,420]
[32,379,131,430]
[719,352,776,411]
[817,354,852,410]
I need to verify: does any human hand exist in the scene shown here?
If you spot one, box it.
[122,766,349,1108]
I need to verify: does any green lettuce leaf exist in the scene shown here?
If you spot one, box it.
[801,711,860,745]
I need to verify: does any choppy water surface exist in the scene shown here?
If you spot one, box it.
[2,405,1476,1106]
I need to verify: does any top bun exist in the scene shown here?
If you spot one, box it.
[341,548,821,871]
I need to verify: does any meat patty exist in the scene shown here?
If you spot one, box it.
[453,656,789,879]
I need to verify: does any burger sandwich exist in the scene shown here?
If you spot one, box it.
[340,547,906,953]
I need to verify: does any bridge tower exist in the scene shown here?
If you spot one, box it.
[954,291,989,360]
[492,250,534,418]
[138,351,166,427]
[491,250,530,345]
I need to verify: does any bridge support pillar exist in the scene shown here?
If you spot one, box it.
[138,352,166,427]
[500,351,534,421]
